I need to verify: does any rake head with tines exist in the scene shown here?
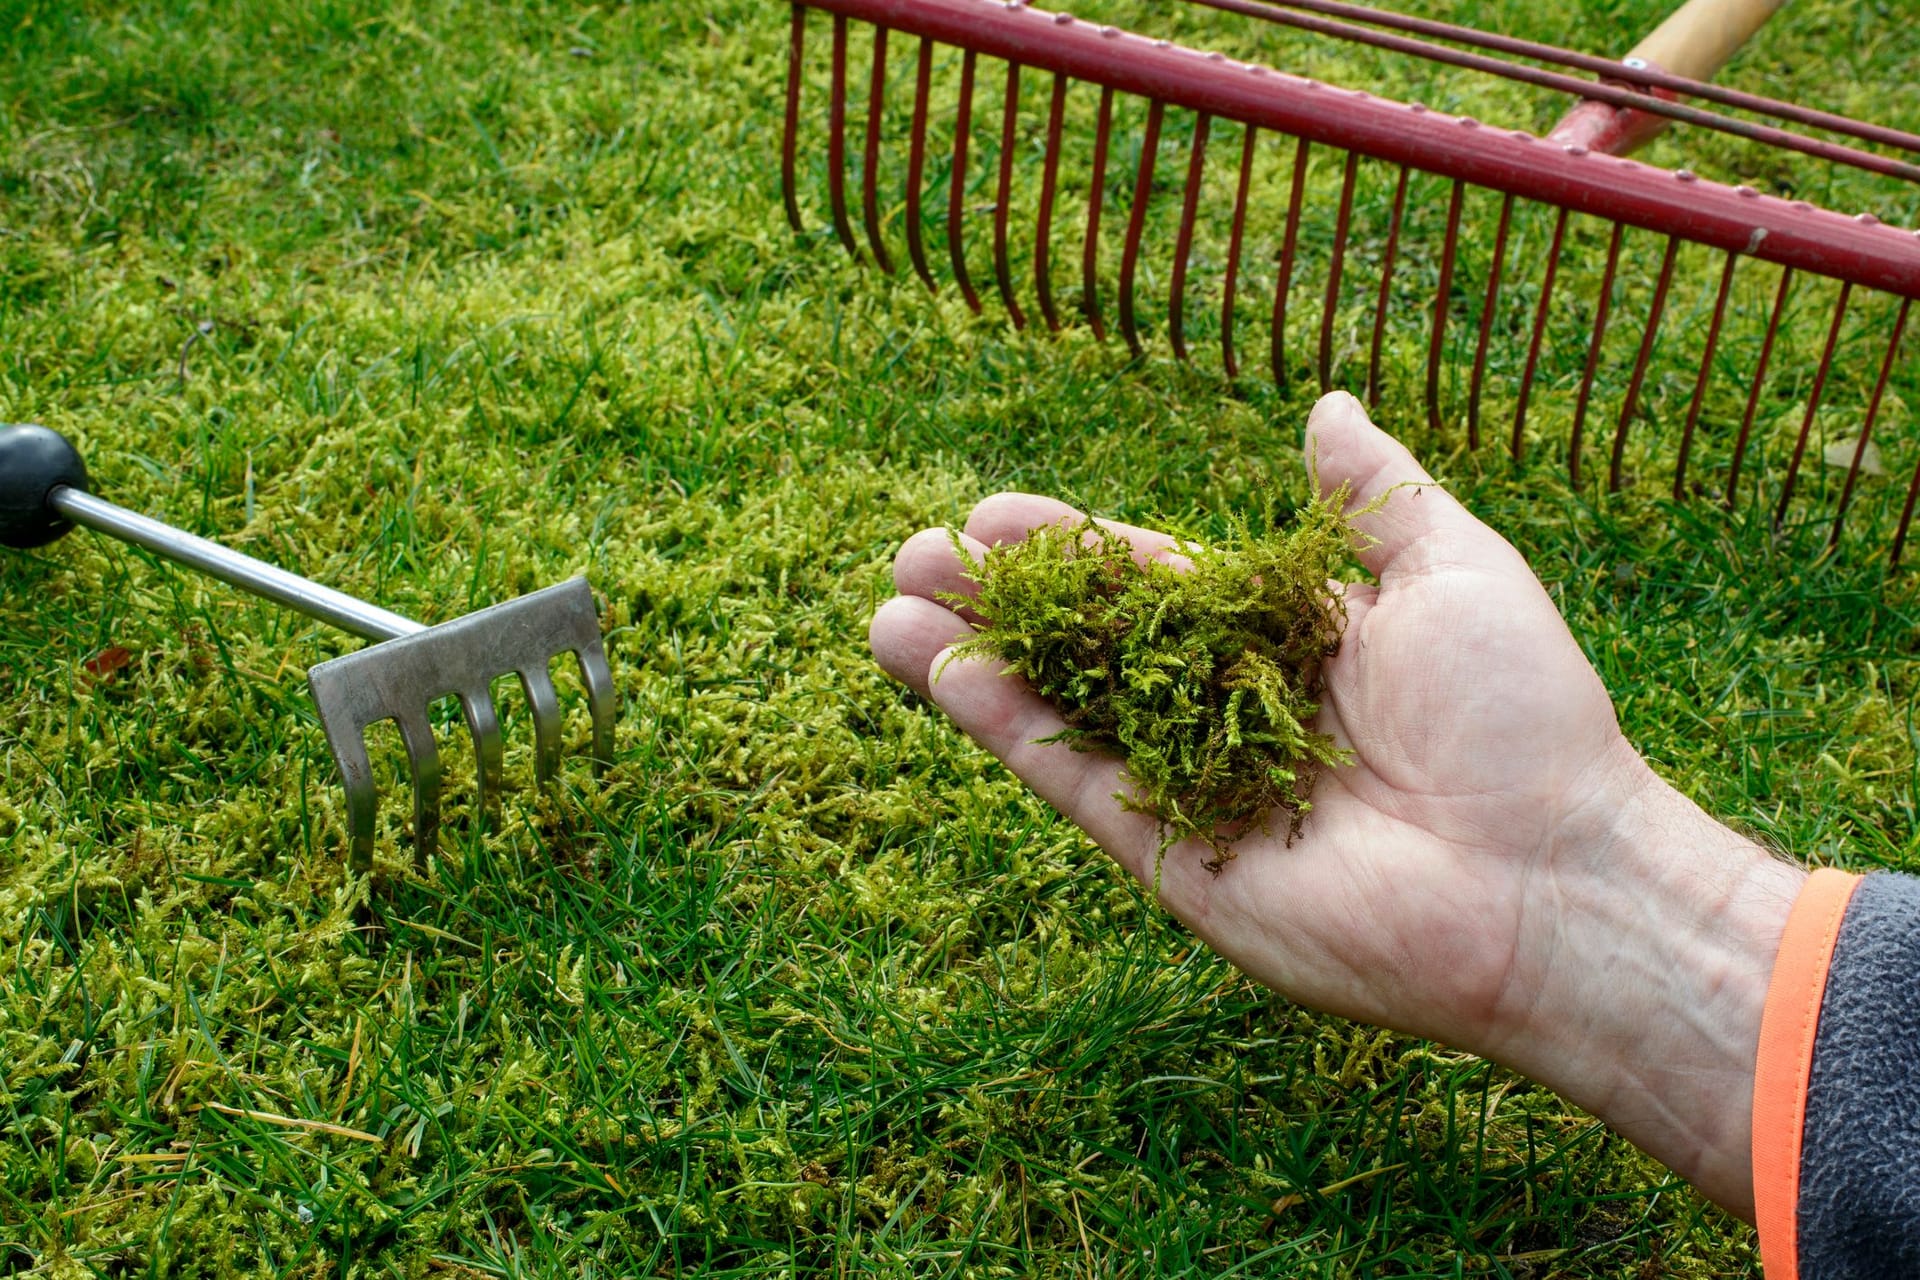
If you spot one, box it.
[780,0,1920,559]
[0,424,616,870]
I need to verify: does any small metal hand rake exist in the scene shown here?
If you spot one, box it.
[1,423,616,870]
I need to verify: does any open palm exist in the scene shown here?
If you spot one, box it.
[870,392,1798,1218]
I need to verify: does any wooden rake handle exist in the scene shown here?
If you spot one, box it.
[1549,0,1790,154]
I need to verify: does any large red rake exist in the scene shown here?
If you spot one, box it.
[779,0,1920,558]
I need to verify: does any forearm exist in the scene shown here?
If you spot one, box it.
[1484,746,1804,1221]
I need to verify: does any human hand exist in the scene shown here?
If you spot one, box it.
[869,391,1805,1220]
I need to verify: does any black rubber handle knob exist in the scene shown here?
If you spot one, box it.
[0,423,91,549]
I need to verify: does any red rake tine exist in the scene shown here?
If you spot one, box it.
[1270,136,1310,387]
[1776,282,1854,525]
[828,15,862,259]
[1034,72,1069,331]
[1118,98,1165,358]
[1673,250,1739,499]
[1727,267,1795,510]
[1466,192,1513,453]
[1320,150,1360,392]
[905,36,938,291]
[1426,178,1466,436]
[1567,219,1625,489]
[1833,299,1911,548]
[1219,123,1257,378]
[948,47,983,312]
[1607,234,1680,493]
[1082,86,1114,340]
[1170,111,1212,363]
[1365,164,1410,407]
[861,24,897,273]
[993,61,1027,327]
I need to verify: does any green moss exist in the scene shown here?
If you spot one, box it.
[948,487,1356,867]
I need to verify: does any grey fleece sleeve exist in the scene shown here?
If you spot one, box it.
[1797,872,1920,1278]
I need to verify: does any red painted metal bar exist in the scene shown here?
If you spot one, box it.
[1196,0,1920,161]
[827,15,862,257]
[1191,0,1920,182]
[801,0,1920,300]
[1512,206,1570,463]
[1726,267,1795,508]
[1118,99,1166,358]
[904,36,938,291]
[1082,86,1114,340]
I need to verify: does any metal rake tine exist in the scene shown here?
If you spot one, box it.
[1513,205,1570,463]
[1082,85,1114,340]
[1609,234,1680,492]
[1777,282,1853,524]
[1034,71,1068,331]
[948,47,983,312]
[992,61,1027,327]
[1426,179,1465,437]
[1467,193,1514,452]
[461,688,506,814]
[1568,220,1626,488]
[1320,151,1359,392]
[859,24,896,273]
[1728,267,1794,508]
[781,5,806,232]
[827,13,862,259]
[1118,98,1165,358]
[578,644,617,771]
[394,709,444,867]
[1674,251,1739,499]
[1833,299,1911,547]
[1219,123,1256,378]
[519,665,565,782]
[1269,136,1310,387]
[328,720,380,872]
[904,35,937,292]
[1169,110,1211,363]
[1365,163,1410,406]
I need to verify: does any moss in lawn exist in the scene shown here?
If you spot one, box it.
[948,485,1357,866]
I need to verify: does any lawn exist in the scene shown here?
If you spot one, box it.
[3,0,1919,1275]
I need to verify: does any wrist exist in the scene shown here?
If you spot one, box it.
[1490,742,1805,1221]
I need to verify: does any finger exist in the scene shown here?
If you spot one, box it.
[894,527,989,616]
[926,648,1218,914]
[869,596,973,698]
[1303,391,1505,580]
[965,492,1193,573]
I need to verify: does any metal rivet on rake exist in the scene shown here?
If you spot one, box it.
[1736,185,1759,197]
[1564,144,1588,156]
[1856,212,1881,225]
[1100,25,1118,37]
[1053,11,1072,22]
[1408,101,1426,112]
[1676,170,1697,181]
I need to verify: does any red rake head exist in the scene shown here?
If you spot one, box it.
[779,0,1920,560]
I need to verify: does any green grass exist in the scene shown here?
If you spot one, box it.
[2,0,1918,1275]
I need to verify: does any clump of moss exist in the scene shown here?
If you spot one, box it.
[948,489,1357,869]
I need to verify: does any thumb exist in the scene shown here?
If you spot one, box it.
[1304,391,1502,581]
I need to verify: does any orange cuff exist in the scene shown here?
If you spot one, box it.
[1751,867,1862,1280]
